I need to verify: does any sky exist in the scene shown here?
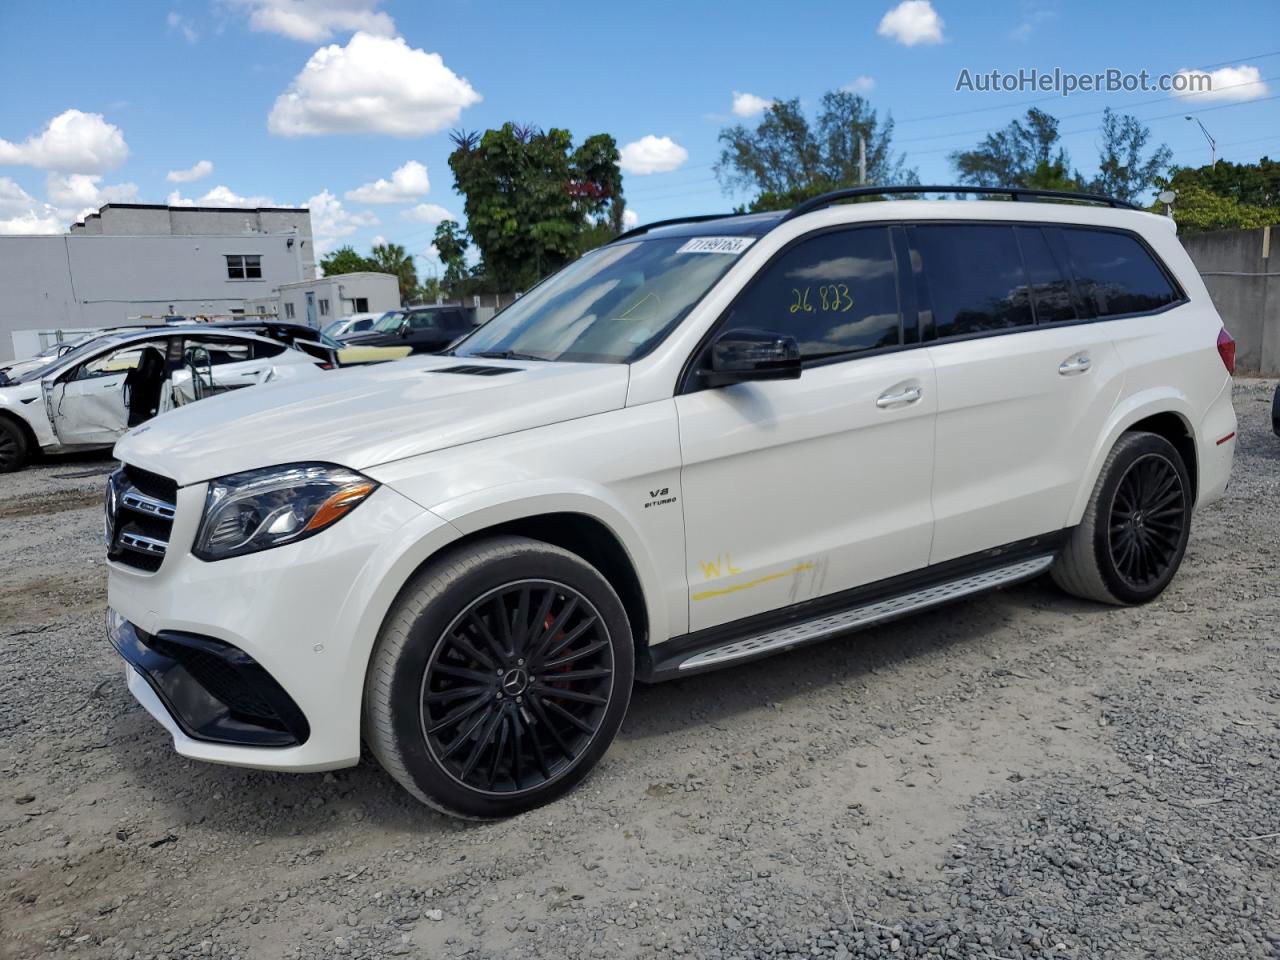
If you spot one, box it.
[1,0,1277,279]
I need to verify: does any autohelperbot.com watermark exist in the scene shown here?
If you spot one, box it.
[955,68,1212,97]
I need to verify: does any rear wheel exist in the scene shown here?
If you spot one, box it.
[364,536,634,818]
[0,417,29,473]
[1052,431,1192,605]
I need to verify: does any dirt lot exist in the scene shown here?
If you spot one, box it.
[1,379,1277,960]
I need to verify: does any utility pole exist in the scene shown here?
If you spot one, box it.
[1185,116,1216,167]
[857,135,867,185]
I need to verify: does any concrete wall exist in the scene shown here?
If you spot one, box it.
[0,233,307,361]
[70,204,315,276]
[1181,225,1279,375]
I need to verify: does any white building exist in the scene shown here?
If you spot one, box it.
[0,202,314,361]
[274,273,401,327]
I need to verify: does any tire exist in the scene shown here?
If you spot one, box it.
[0,416,29,473]
[364,535,634,818]
[1271,384,1279,438]
[1052,431,1192,606]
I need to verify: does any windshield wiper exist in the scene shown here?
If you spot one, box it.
[470,350,548,362]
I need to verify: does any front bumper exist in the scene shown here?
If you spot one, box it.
[107,481,460,772]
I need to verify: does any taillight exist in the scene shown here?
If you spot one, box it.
[1216,327,1236,375]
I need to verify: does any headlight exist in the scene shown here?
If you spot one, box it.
[193,463,378,561]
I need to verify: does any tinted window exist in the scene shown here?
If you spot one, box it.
[1015,227,1078,324]
[721,227,901,359]
[914,224,1032,337]
[184,338,251,366]
[253,340,287,359]
[1062,228,1179,317]
[408,311,441,330]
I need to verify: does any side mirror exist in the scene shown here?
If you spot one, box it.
[702,328,802,388]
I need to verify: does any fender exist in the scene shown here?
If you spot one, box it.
[1067,386,1197,526]
[430,480,676,643]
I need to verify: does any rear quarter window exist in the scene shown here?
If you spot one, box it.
[1061,228,1180,317]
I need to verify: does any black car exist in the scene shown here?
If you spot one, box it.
[343,305,478,354]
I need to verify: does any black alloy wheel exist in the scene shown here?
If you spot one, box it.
[1107,452,1187,592]
[419,579,615,796]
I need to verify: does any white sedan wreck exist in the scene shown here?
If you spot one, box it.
[0,328,328,472]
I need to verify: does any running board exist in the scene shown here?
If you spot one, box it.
[673,554,1055,674]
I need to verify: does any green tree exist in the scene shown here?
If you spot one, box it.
[448,123,626,291]
[432,219,471,295]
[950,108,1073,188]
[1084,108,1172,203]
[716,91,918,211]
[1160,157,1280,209]
[320,245,375,277]
[1150,183,1280,233]
[369,242,418,305]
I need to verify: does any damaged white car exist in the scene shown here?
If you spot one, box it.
[0,327,328,472]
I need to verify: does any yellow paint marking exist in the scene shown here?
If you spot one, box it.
[692,562,816,601]
[698,553,741,580]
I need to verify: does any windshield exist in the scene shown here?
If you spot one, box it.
[373,310,407,333]
[452,237,750,363]
[321,319,347,337]
[11,335,123,384]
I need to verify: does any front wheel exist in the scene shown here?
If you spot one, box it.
[364,536,634,818]
[1052,431,1192,605]
[0,417,29,473]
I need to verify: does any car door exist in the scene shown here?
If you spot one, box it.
[176,335,275,401]
[44,338,168,446]
[914,222,1125,564]
[676,225,938,632]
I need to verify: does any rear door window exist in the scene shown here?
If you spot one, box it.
[1015,227,1079,324]
[912,224,1033,338]
[720,226,902,359]
[1060,228,1180,317]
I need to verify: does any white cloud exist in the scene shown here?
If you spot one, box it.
[231,0,394,42]
[1173,65,1270,102]
[878,0,945,46]
[46,173,138,222]
[620,135,689,175]
[0,178,63,234]
[402,202,454,224]
[346,160,430,203]
[0,211,62,235]
[167,11,198,43]
[167,159,214,183]
[842,75,876,95]
[0,109,129,172]
[307,188,379,254]
[165,184,274,207]
[370,234,386,247]
[622,208,639,229]
[731,91,774,118]
[268,32,481,137]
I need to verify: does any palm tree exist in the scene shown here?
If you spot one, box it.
[369,242,419,305]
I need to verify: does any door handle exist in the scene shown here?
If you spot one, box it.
[1059,354,1092,376]
[876,386,922,408]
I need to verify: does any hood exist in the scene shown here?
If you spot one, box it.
[114,356,630,487]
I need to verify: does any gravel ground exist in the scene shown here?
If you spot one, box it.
[1,379,1277,960]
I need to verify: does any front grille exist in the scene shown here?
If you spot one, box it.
[107,465,177,571]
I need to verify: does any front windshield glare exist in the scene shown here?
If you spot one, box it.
[453,237,750,363]
[373,310,406,333]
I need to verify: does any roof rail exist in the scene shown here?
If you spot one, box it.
[611,213,740,243]
[781,185,1138,222]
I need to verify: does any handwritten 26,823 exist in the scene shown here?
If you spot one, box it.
[789,284,854,314]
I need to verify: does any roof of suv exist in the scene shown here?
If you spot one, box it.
[614,184,1149,246]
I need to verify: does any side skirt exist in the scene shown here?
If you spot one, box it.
[638,531,1067,682]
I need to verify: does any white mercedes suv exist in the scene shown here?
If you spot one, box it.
[104,187,1237,818]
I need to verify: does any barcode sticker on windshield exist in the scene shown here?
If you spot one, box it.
[676,236,755,255]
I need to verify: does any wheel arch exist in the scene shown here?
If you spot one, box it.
[1068,391,1198,526]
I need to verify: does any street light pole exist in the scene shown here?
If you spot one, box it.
[1185,116,1216,167]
